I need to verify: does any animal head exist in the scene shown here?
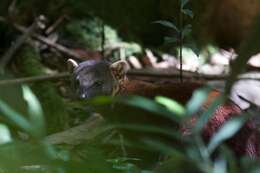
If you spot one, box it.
[68,59,129,99]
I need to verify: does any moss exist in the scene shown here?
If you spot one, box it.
[61,17,143,61]
[62,17,120,50]
[17,46,69,133]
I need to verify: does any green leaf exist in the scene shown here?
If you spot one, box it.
[186,87,210,116]
[164,36,179,44]
[0,99,31,132]
[208,116,247,154]
[0,124,12,144]
[22,85,45,137]
[194,96,224,132]
[155,96,185,117]
[213,157,227,173]
[142,139,184,157]
[153,20,179,32]
[119,96,181,122]
[182,9,194,18]
[181,0,189,9]
[0,83,28,116]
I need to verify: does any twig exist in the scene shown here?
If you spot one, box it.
[45,14,68,35]
[13,23,82,60]
[0,72,70,86]
[0,22,36,73]
[127,69,228,80]
[128,69,260,81]
[0,69,259,87]
[179,1,183,83]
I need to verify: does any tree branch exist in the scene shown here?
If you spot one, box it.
[45,14,68,35]
[0,72,70,86]
[13,23,81,60]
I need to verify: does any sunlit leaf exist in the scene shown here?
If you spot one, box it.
[0,124,11,144]
[153,20,179,32]
[208,116,247,154]
[186,87,210,116]
[213,157,227,173]
[22,85,43,119]
[22,85,45,137]
[155,96,185,117]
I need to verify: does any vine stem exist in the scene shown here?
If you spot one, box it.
[179,2,183,83]
[101,0,106,58]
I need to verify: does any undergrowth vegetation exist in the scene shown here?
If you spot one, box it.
[0,0,260,172]
[0,82,259,172]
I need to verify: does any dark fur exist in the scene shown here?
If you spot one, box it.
[72,60,115,99]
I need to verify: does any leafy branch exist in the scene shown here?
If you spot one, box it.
[154,0,195,82]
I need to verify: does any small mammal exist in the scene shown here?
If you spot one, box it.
[68,58,203,103]
[68,59,260,158]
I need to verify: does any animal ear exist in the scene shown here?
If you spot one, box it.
[67,58,79,72]
[110,60,129,81]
